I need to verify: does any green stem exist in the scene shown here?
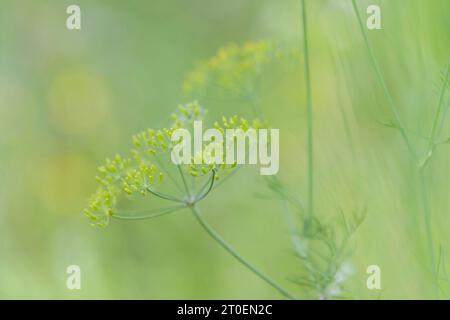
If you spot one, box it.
[194,170,216,202]
[114,205,184,220]
[153,154,185,195]
[211,166,241,192]
[146,187,184,203]
[282,200,306,257]
[351,0,417,162]
[190,205,296,299]
[177,165,191,198]
[351,0,440,296]
[427,63,450,152]
[419,169,439,297]
[301,0,314,220]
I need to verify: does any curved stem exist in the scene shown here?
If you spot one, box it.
[352,0,439,297]
[195,169,216,202]
[211,166,241,192]
[351,0,417,162]
[190,205,296,299]
[146,187,184,203]
[118,176,184,203]
[428,62,450,152]
[114,205,185,220]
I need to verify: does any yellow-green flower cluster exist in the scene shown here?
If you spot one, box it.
[84,101,269,227]
[214,115,267,132]
[132,127,174,155]
[84,155,132,227]
[85,158,166,227]
[95,155,131,187]
[123,163,162,196]
[188,115,268,178]
[130,101,207,163]
[84,187,118,227]
[183,41,276,99]
[171,101,207,129]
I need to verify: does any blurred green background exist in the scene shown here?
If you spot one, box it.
[0,0,448,299]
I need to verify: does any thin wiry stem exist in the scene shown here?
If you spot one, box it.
[114,205,185,220]
[153,154,185,195]
[420,64,450,169]
[177,165,191,198]
[419,168,438,297]
[351,0,417,162]
[191,168,197,196]
[351,0,441,297]
[194,169,216,202]
[146,187,184,203]
[436,246,444,295]
[282,200,306,257]
[118,176,184,203]
[190,205,296,299]
[301,0,314,220]
[427,63,450,153]
[417,65,449,299]
[266,176,307,215]
[195,171,215,198]
[211,166,241,191]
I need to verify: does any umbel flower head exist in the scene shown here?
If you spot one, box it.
[82,42,299,300]
[83,101,268,227]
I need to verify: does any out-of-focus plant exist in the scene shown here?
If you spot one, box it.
[84,27,367,298]
[84,101,295,299]
[266,176,366,299]
[183,41,274,98]
[352,0,449,297]
[183,40,299,116]
[254,6,367,297]
[181,32,366,298]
